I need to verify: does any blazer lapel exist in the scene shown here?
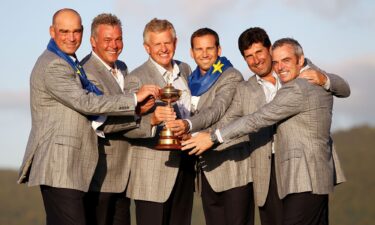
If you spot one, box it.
[146,59,167,87]
[248,76,267,107]
[91,56,124,94]
[196,89,210,111]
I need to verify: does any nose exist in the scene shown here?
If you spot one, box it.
[67,32,75,42]
[160,44,167,52]
[253,55,260,64]
[202,49,208,58]
[276,62,284,72]
[109,40,117,49]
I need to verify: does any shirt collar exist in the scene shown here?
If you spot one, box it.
[299,64,310,74]
[149,57,180,81]
[255,72,280,85]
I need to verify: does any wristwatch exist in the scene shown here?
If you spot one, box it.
[209,131,219,144]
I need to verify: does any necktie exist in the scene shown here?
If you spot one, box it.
[165,71,173,84]
[111,68,118,77]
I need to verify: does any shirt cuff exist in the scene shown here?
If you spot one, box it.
[91,116,107,138]
[185,119,193,132]
[133,93,138,106]
[215,129,224,143]
[323,75,331,90]
[151,125,158,137]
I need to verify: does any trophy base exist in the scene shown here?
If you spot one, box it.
[155,143,181,150]
[155,138,181,150]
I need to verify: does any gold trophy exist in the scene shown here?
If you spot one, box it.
[155,83,182,150]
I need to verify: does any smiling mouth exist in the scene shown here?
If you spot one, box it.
[279,71,289,76]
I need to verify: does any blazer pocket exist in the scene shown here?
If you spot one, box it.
[280,149,302,162]
[55,135,82,149]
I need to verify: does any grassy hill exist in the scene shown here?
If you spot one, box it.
[1,125,374,225]
[330,125,375,225]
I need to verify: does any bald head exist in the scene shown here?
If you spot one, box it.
[49,8,83,55]
[52,8,81,26]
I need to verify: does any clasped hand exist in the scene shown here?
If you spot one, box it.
[136,85,161,115]
[151,106,177,126]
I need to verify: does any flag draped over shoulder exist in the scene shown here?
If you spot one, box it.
[188,56,232,96]
[47,38,102,120]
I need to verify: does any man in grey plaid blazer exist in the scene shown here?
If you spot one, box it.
[81,13,154,225]
[17,9,159,225]
[166,28,253,225]
[123,18,195,225]
[183,38,350,225]
[216,27,348,225]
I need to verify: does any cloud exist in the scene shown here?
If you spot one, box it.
[114,0,250,26]
[283,0,354,16]
[282,0,375,28]
[0,90,29,110]
[329,54,375,130]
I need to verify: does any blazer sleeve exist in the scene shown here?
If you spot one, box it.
[220,81,304,142]
[101,116,138,133]
[213,82,250,151]
[83,62,139,134]
[44,58,136,116]
[122,72,154,138]
[306,58,350,98]
[189,69,244,132]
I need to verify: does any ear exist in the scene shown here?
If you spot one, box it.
[217,46,222,56]
[49,25,55,39]
[173,37,178,50]
[298,55,305,67]
[90,36,96,49]
[190,48,194,59]
[143,43,151,55]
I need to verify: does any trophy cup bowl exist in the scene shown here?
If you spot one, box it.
[155,83,182,150]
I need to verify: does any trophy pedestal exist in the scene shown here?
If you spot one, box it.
[154,83,183,150]
[155,127,181,150]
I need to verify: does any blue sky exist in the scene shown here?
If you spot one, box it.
[0,0,374,168]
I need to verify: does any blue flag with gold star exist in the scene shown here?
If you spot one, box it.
[47,38,102,120]
[188,56,232,96]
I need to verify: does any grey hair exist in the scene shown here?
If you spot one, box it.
[272,37,304,58]
[143,18,176,44]
[91,13,122,38]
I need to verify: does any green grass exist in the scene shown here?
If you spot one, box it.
[1,125,374,225]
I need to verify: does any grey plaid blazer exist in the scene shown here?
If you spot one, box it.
[18,50,136,192]
[220,75,349,199]
[189,67,249,192]
[216,76,274,206]
[124,59,191,203]
[82,53,148,193]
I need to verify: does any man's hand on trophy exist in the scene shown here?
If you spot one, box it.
[136,85,161,102]
[136,96,155,115]
[165,119,190,136]
[151,106,176,126]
